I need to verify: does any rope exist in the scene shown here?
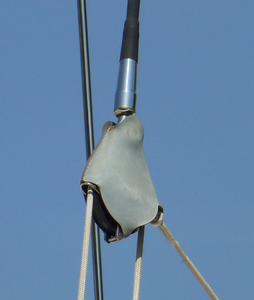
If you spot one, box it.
[77,188,94,300]
[152,214,219,300]
[132,226,145,300]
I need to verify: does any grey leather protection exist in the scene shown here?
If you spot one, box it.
[81,115,159,241]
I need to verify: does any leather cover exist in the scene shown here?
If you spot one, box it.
[81,115,159,238]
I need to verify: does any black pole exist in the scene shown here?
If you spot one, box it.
[77,1,104,300]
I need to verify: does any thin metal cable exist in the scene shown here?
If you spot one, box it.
[77,0,104,299]
[132,226,145,300]
[78,188,94,300]
[152,215,219,300]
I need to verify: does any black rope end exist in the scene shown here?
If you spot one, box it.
[120,0,141,62]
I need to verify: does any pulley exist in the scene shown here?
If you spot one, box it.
[80,0,161,242]
[81,114,160,241]
[79,0,161,242]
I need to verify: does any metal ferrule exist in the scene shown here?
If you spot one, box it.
[114,58,137,117]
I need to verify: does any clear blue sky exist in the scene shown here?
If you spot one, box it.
[1,0,253,299]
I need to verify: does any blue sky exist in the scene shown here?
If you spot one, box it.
[0,0,253,299]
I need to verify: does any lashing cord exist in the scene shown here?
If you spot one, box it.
[77,188,94,300]
[77,192,145,300]
[77,195,219,300]
[152,213,219,300]
[132,226,145,300]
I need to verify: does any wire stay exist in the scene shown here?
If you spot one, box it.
[77,0,104,299]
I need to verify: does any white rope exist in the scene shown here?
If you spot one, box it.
[77,188,94,300]
[132,226,145,300]
[152,214,219,300]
